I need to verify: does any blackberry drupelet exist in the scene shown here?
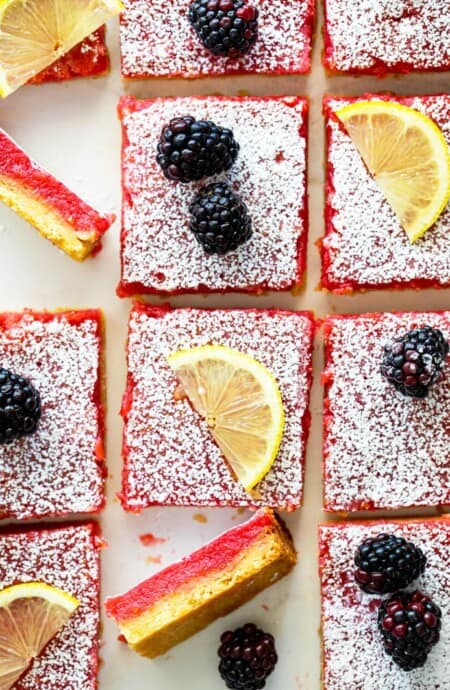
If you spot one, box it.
[189,0,259,58]
[218,623,277,689]
[156,116,239,184]
[381,326,449,398]
[0,368,41,444]
[378,591,441,671]
[354,533,427,595]
[189,181,252,255]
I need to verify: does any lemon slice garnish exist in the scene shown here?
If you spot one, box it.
[0,582,79,690]
[167,345,285,491]
[0,0,123,97]
[336,100,450,242]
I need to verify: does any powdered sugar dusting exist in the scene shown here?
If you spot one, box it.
[320,519,450,689]
[323,95,450,290]
[323,312,450,511]
[120,0,313,78]
[119,96,307,295]
[122,305,313,510]
[0,523,100,690]
[0,312,104,520]
[324,0,450,72]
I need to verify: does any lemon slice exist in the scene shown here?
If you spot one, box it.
[336,100,450,242]
[0,0,123,97]
[167,345,285,491]
[0,582,79,690]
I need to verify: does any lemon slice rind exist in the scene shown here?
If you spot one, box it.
[336,100,450,243]
[167,345,285,492]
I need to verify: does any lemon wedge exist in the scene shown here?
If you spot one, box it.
[167,345,285,491]
[336,100,450,242]
[0,582,79,690]
[0,0,123,97]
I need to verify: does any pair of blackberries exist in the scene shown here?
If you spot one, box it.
[156,115,252,255]
[218,623,277,689]
[381,326,448,398]
[354,533,441,671]
[189,0,259,58]
[0,368,41,444]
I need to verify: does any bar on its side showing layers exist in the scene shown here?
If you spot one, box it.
[0,129,114,260]
[106,509,296,658]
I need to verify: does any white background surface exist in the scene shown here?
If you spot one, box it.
[0,7,449,690]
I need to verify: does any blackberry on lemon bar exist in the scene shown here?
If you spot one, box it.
[189,0,259,57]
[156,115,239,183]
[354,533,427,595]
[189,182,252,255]
[0,368,41,443]
[381,326,449,398]
[378,591,442,671]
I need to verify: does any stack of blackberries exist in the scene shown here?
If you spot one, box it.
[156,113,252,255]
[354,533,441,671]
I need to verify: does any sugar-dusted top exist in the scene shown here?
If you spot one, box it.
[324,0,450,73]
[323,312,450,511]
[120,0,314,78]
[122,303,313,510]
[0,522,100,690]
[119,96,307,295]
[0,311,104,520]
[322,95,450,291]
[320,518,450,689]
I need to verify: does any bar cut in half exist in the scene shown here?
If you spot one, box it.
[105,509,296,658]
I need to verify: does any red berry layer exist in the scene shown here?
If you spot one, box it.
[29,27,109,84]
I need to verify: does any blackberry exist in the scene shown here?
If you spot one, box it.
[156,116,239,184]
[189,0,259,58]
[189,182,252,255]
[354,533,427,595]
[378,591,441,671]
[0,368,41,444]
[218,623,277,689]
[381,326,449,398]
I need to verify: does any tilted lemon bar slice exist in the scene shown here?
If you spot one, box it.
[106,509,296,658]
[0,128,114,260]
